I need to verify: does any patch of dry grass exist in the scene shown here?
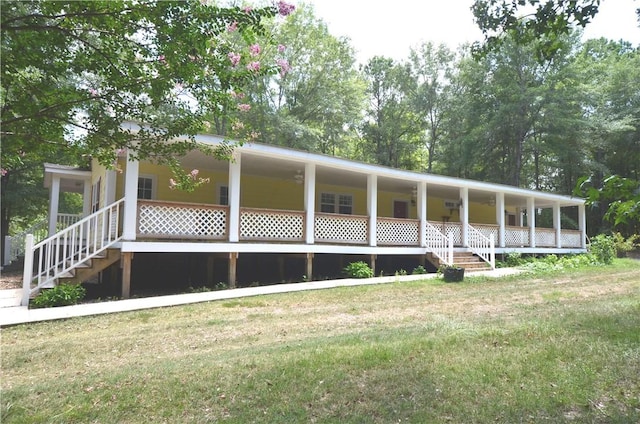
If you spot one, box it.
[2,260,640,423]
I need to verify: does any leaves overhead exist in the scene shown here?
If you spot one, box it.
[1,0,281,169]
[471,0,602,60]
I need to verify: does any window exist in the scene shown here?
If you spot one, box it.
[218,185,229,206]
[320,192,353,214]
[338,194,353,214]
[137,176,154,200]
[320,193,335,213]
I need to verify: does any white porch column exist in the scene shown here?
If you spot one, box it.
[460,187,469,247]
[418,181,427,247]
[578,203,587,248]
[48,175,61,236]
[82,178,92,217]
[527,197,536,248]
[228,152,242,243]
[304,163,316,244]
[553,202,562,248]
[367,174,377,247]
[122,150,139,241]
[496,192,505,248]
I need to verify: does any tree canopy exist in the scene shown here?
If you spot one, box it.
[1,0,295,170]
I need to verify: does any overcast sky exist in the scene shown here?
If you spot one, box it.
[299,0,640,63]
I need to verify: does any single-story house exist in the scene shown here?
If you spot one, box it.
[11,123,587,305]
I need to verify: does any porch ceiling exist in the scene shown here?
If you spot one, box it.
[178,149,576,209]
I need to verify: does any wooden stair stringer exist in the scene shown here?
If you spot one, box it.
[58,248,121,285]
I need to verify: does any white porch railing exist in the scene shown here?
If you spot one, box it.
[505,225,530,247]
[129,199,584,250]
[467,224,495,269]
[377,217,419,246]
[425,221,453,266]
[57,213,83,230]
[240,207,304,242]
[429,221,462,246]
[137,200,228,239]
[315,213,368,244]
[561,229,582,248]
[22,199,124,306]
[4,214,83,266]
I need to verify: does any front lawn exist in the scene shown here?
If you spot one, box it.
[2,259,639,423]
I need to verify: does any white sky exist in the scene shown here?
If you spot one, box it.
[298,0,640,63]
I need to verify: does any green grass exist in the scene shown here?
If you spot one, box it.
[2,259,640,423]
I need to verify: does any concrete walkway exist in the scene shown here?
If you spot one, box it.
[0,268,523,327]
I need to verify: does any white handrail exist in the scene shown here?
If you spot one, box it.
[467,224,495,269]
[22,199,124,306]
[425,221,453,266]
[4,214,83,266]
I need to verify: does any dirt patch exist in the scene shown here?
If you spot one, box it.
[1,262,23,289]
[0,270,22,289]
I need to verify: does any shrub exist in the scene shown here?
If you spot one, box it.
[590,234,616,265]
[504,252,526,267]
[412,265,427,275]
[612,232,639,257]
[344,261,373,279]
[32,284,86,308]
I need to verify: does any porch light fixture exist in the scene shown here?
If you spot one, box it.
[488,195,496,207]
[294,170,304,185]
[411,186,417,206]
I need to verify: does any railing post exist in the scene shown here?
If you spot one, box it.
[3,235,11,266]
[448,232,454,265]
[21,234,34,306]
[490,234,495,270]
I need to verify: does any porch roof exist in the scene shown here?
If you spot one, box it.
[122,122,585,209]
[43,163,91,194]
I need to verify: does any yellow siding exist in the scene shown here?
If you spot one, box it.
[115,157,125,200]
[91,159,109,208]
[112,160,504,221]
[242,175,304,210]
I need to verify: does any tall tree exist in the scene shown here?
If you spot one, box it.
[408,42,455,173]
[360,56,422,169]
[1,0,295,256]
[228,3,365,155]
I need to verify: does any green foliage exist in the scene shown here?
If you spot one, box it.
[590,234,617,265]
[1,0,294,246]
[343,261,373,279]
[31,284,86,308]
[395,269,407,276]
[412,265,426,275]
[577,175,640,236]
[612,233,639,257]
[503,252,525,267]
[472,0,601,60]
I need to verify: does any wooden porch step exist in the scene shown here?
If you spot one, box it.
[58,248,121,285]
[426,251,491,271]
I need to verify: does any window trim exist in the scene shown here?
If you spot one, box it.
[319,191,353,215]
[137,174,157,200]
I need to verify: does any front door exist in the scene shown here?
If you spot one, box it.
[393,200,409,219]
